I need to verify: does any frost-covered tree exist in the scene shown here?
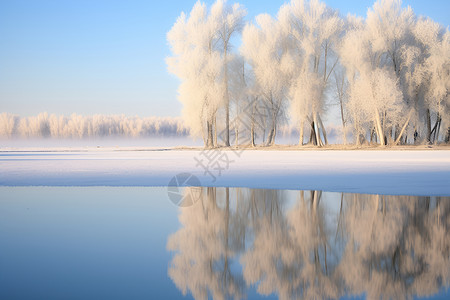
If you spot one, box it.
[0,113,188,138]
[413,18,450,144]
[340,0,415,146]
[167,1,224,148]
[332,68,349,144]
[279,0,342,146]
[228,55,268,147]
[349,69,405,145]
[366,0,417,144]
[210,0,246,147]
[228,55,251,146]
[0,113,19,138]
[338,0,449,146]
[241,13,290,146]
[167,0,245,148]
[165,0,448,147]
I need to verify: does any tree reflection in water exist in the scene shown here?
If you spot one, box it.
[167,188,449,300]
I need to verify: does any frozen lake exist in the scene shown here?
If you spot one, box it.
[1,186,449,299]
[1,149,449,299]
[1,149,450,195]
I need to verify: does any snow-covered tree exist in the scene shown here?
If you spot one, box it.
[413,17,450,144]
[210,0,246,147]
[167,0,246,148]
[340,0,414,145]
[167,1,224,148]
[0,113,189,138]
[228,55,251,146]
[280,0,342,146]
[332,68,349,144]
[0,113,19,137]
[241,13,290,146]
[165,0,448,147]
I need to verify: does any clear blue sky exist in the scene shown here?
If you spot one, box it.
[0,0,448,118]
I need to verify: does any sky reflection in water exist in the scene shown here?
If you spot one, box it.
[0,187,448,299]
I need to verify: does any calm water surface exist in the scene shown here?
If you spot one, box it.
[0,187,448,299]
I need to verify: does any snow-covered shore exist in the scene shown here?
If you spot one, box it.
[1,148,449,196]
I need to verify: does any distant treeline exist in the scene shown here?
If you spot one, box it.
[0,113,190,138]
[0,112,343,142]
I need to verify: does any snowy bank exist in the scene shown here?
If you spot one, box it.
[0,149,449,196]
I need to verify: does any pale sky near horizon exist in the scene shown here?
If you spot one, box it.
[0,0,449,119]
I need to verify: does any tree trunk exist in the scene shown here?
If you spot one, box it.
[426,109,432,144]
[355,129,361,145]
[445,127,450,143]
[213,114,217,147]
[374,108,385,146]
[262,116,266,145]
[251,104,256,147]
[394,124,400,143]
[318,114,328,145]
[267,123,276,146]
[266,99,277,146]
[394,110,412,145]
[434,114,441,145]
[435,122,440,144]
[235,122,239,147]
[251,123,255,147]
[299,120,304,146]
[313,113,323,147]
[310,120,317,146]
[339,90,347,145]
[206,120,214,148]
[202,123,207,147]
[223,47,230,147]
[370,127,377,144]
